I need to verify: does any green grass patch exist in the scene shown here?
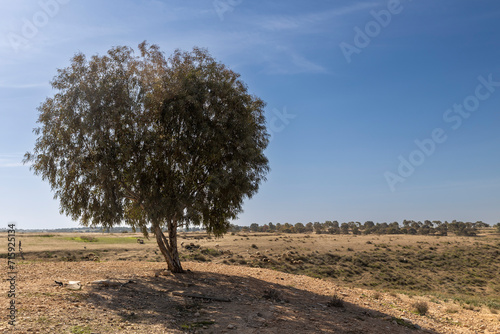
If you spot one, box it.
[65,236,98,243]
[70,325,92,334]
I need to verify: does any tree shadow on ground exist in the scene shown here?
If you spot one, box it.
[84,267,439,333]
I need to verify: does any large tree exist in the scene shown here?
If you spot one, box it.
[24,42,269,273]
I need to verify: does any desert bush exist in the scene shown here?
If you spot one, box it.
[200,248,221,257]
[413,301,429,315]
[327,294,344,308]
[189,253,208,262]
[262,289,286,302]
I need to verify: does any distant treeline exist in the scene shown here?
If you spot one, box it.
[3,221,498,236]
[230,220,499,237]
[1,226,205,233]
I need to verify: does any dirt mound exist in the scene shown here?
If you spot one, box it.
[1,261,498,333]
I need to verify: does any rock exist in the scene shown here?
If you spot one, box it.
[227,324,236,329]
[66,281,81,290]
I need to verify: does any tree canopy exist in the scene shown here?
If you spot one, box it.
[24,42,270,272]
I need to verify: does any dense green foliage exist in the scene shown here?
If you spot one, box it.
[24,42,269,271]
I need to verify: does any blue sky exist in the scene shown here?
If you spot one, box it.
[1,0,499,229]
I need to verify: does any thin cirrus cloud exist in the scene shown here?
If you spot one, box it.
[0,155,25,168]
[0,81,49,89]
[262,51,327,75]
[228,2,381,74]
[254,2,380,31]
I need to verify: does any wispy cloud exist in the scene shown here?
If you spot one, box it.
[0,81,48,89]
[264,51,327,75]
[256,2,380,31]
[0,154,26,168]
[290,53,326,73]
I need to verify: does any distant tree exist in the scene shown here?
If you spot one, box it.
[305,222,314,233]
[352,226,361,235]
[228,224,241,233]
[340,223,349,234]
[407,227,417,235]
[328,226,340,234]
[268,222,276,232]
[364,221,375,229]
[313,222,324,234]
[324,221,334,230]
[449,221,476,236]
[419,225,430,235]
[495,223,500,233]
[294,222,306,233]
[411,221,422,230]
[435,223,448,236]
[250,223,260,232]
[475,221,489,228]
[387,222,401,234]
[24,42,269,273]
[284,223,295,233]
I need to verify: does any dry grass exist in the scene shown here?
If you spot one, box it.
[4,231,500,312]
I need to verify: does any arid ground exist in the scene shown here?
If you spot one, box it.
[1,231,499,333]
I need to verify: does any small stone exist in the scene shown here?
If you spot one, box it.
[227,324,236,329]
[194,312,200,317]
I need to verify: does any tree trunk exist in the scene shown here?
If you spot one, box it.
[154,222,184,273]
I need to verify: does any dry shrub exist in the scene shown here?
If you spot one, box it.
[413,301,429,315]
[327,294,344,308]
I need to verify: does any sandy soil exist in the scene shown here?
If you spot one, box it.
[1,261,498,333]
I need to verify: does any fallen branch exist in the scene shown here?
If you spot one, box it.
[172,291,231,302]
